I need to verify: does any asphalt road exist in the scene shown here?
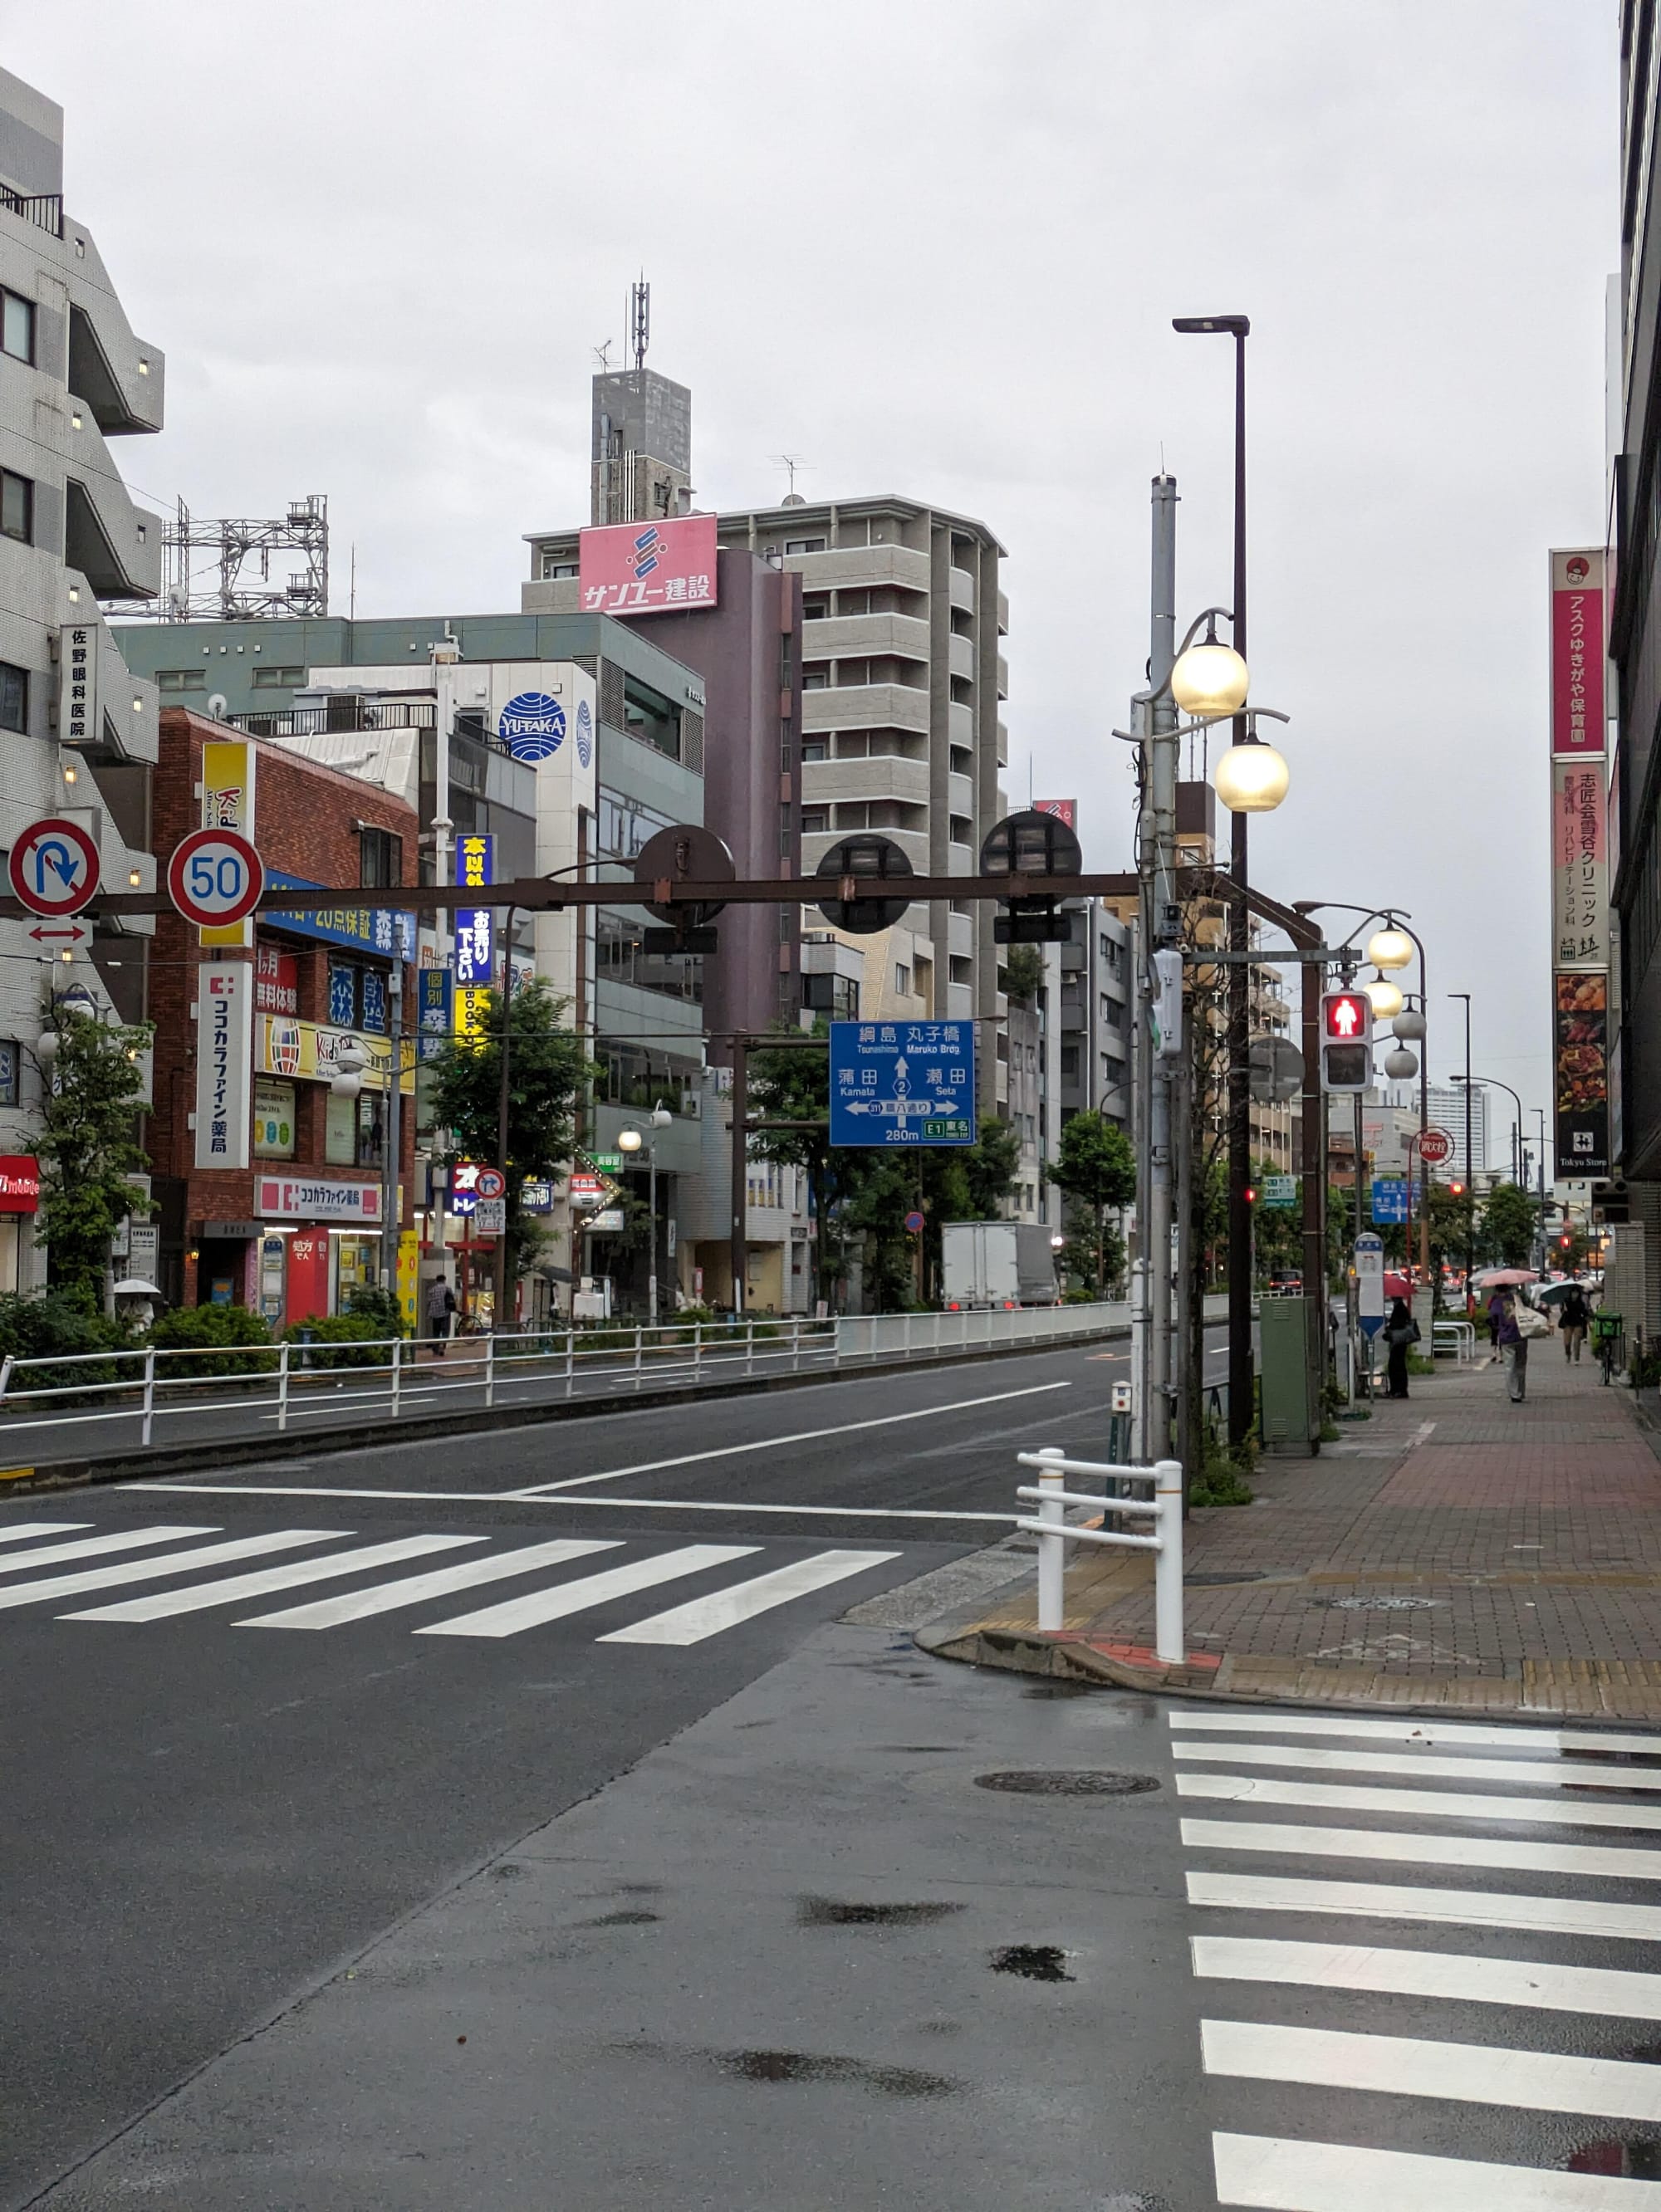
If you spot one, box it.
[0,1329,1252,2209]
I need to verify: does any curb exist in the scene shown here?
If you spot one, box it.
[0,1327,1127,1496]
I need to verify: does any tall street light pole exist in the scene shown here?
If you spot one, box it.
[1173,311,1252,1447]
[1453,1074,1522,1196]
[1450,991,1473,1311]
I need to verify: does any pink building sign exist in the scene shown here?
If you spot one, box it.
[579,516,718,618]
[1550,548,1605,756]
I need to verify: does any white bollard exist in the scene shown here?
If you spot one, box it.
[1154,1456,1184,1666]
[1035,1444,1067,1633]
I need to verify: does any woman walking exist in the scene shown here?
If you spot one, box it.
[1560,1282,1591,1363]
[1384,1296,1419,1399]
[1497,1289,1527,1403]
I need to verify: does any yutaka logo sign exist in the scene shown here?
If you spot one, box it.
[576,697,593,768]
[498,692,566,762]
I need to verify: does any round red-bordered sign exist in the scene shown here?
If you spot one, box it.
[1417,1127,1455,1167]
[166,828,264,928]
[475,1167,507,1201]
[7,816,101,918]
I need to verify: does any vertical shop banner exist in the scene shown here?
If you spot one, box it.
[200,740,257,950]
[1552,758,1609,968]
[1556,972,1610,1177]
[454,831,494,989]
[59,622,98,746]
[1550,550,1606,756]
[418,968,453,1062]
[1550,549,1610,1180]
[194,962,253,1171]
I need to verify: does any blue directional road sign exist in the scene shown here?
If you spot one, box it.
[829,1020,976,1147]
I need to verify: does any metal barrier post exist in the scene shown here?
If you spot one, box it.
[1035,1445,1067,1633]
[634,1323,643,1390]
[791,1318,801,1373]
[390,1334,402,1417]
[693,1322,703,1385]
[277,1340,290,1432]
[565,1327,576,1398]
[0,1353,12,1417]
[141,1348,156,1448]
[746,1320,755,1376]
[1154,1457,1184,1666]
[485,1331,495,1409]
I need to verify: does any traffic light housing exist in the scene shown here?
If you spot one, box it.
[1320,987,1373,1094]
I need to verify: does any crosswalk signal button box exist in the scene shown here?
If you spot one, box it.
[1320,989,1372,1094]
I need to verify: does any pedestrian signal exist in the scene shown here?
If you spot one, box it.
[1320,988,1373,1094]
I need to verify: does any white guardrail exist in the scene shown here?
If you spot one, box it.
[1016,1445,1185,1666]
[0,1299,1134,1450]
[1432,1319,1478,1366]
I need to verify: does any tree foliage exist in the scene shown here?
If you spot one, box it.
[34,1011,154,1314]
[1049,1112,1135,1290]
[1481,1181,1539,1270]
[424,979,598,1279]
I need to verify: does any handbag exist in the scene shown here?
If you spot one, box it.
[1514,1298,1548,1340]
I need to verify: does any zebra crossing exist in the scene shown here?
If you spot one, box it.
[1171,1703,1661,2204]
[0,1518,899,1647]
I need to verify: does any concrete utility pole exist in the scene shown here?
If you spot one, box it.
[380,951,403,1300]
[1145,474,1180,1460]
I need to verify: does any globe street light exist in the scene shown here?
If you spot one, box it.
[1213,739,1288,813]
[1363,973,1404,1021]
[1368,924,1414,972]
[618,1104,674,1323]
[1170,630,1250,719]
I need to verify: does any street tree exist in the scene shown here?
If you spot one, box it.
[34,1008,154,1315]
[424,979,598,1282]
[1047,1112,1135,1290]
[1481,1180,1538,1270]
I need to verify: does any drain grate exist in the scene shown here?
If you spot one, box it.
[974,1770,1160,1797]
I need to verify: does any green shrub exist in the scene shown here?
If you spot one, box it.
[345,1283,409,1338]
[282,1312,390,1369]
[0,1290,126,1403]
[146,1301,277,1378]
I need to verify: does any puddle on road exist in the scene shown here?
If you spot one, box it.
[612,2038,964,2100]
[975,1769,1161,1797]
[989,1944,1075,1982]
[1022,1680,1093,1699]
[798,1898,965,1928]
[579,1909,661,1928]
[1567,2139,1661,2175]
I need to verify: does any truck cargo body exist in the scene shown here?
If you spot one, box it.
[941,1221,1060,1309]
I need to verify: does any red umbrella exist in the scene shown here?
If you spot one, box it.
[1384,1270,1413,1299]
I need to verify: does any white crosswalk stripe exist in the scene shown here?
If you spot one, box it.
[1173,1705,1661,2205]
[0,1520,903,1650]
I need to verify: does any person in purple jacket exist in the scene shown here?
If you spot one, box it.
[1494,1289,1526,1403]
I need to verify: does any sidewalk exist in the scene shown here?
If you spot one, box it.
[918,1343,1661,1720]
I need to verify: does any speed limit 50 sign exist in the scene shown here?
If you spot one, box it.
[166,829,264,929]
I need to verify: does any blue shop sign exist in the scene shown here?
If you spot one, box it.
[265,869,416,960]
[828,1020,977,1147]
[418,969,452,1063]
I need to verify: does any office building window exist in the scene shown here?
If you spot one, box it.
[802,666,830,690]
[894,963,911,995]
[801,807,829,834]
[0,290,33,365]
[0,661,26,733]
[0,468,31,544]
[801,594,830,620]
[540,555,577,580]
[0,1038,17,1108]
[156,668,207,692]
[360,826,403,888]
[803,972,858,1019]
[801,737,828,762]
[784,536,826,555]
[252,665,305,689]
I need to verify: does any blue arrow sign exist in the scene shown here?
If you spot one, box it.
[828,1020,977,1147]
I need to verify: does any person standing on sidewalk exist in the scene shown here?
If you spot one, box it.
[1384,1297,1419,1399]
[1497,1290,1527,1402]
[1560,1282,1591,1363]
[1486,1286,1507,1361]
[424,1274,457,1360]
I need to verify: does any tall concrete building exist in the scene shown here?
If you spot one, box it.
[0,69,165,1292]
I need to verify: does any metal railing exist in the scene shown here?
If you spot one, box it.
[229,701,437,739]
[0,186,63,237]
[1432,1319,1478,1366]
[0,1299,1134,1457]
[1015,1446,1184,1665]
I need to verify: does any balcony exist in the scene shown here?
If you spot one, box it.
[948,633,974,683]
[802,682,929,736]
[0,184,61,238]
[948,700,975,750]
[997,653,1009,701]
[803,611,929,663]
[774,541,931,595]
[801,753,929,809]
[63,417,164,599]
[64,254,164,435]
[232,699,439,738]
[802,825,929,877]
[948,565,976,614]
[947,770,974,820]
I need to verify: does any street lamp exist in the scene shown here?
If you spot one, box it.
[1173,310,1253,1450]
[1363,973,1404,1021]
[1170,627,1250,719]
[1368,925,1414,972]
[1213,738,1289,812]
[618,1102,674,1323]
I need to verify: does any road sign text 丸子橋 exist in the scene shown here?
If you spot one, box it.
[828,1020,977,1147]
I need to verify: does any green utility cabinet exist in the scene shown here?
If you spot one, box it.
[1259,1294,1320,1456]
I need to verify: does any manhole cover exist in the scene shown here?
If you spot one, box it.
[973,1770,1160,1797]
[1319,1595,1448,1613]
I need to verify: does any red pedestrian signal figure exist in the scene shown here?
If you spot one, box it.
[1320,988,1373,1094]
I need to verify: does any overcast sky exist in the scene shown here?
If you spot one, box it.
[6,0,1617,1162]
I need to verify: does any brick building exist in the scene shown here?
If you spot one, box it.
[148,707,418,1318]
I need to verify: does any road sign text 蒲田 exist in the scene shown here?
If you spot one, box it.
[828,1020,977,1147]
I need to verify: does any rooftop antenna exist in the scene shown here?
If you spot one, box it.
[631,276,649,371]
[593,340,614,372]
[773,453,810,502]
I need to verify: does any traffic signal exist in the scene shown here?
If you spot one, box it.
[1244,1184,1257,1205]
[1320,987,1373,1094]
[1561,1232,1573,1250]
[1449,1179,1465,1197]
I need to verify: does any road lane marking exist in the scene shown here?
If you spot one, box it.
[0,1525,218,1574]
[0,1529,344,1612]
[1193,1934,1661,2021]
[1213,2129,1647,2207]
[1173,1739,1661,1794]
[120,1480,1022,1521]
[1203,2015,1661,2124]
[62,1535,483,1622]
[0,1521,91,1544]
[419,1544,759,1638]
[236,1539,623,1628]
[1187,1869,1661,1940]
[1174,1769,1661,1831]
[1181,1816,1661,1885]
[500,1380,1073,1495]
[600,1549,902,1646]
[1169,1709,1661,1757]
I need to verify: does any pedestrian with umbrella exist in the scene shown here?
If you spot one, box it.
[1559,1280,1592,1364]
[1384,1296,1420,1399]
[1482,1269,1545,1402]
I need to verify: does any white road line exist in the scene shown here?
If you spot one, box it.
[600,1549,901,1646]
[0,1529,341,1612]
[1176,1769,1661,1832]
[419,1544,760,1639]
[1187,1869,1661,1940]
[117,1480,1020,1522]
[1169,1710,1661,1758]
[500,1381,1073,1495]
[1173,1739,1661,1794]
[0,1524,218,1574]
[1212,2130,1650,2208]
[0,1522,90,1544]
[236,1539,623,1628]
[62,1535,483,1622]
[1203,2015,1661,2124]
[1181,1816,1661,1884]
[1192,1934,1661,2022]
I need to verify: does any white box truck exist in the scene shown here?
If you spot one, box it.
[941,1221,1061,1309]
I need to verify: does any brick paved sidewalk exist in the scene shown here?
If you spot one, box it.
[919,1343,1661,1720]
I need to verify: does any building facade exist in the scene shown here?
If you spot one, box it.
[0,68,165,1291]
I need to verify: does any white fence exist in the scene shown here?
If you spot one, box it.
[836,1301,1128,1361]
[1016,1445,1185,1665]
